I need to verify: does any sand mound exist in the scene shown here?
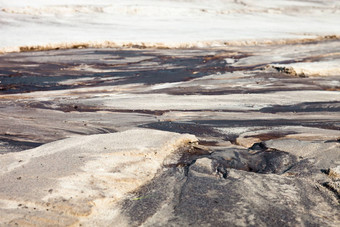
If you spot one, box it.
[0,128,197,226]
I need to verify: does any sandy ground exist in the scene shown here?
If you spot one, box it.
[0,0,340,226]
[0,129,197,226]
[0,41,339,226]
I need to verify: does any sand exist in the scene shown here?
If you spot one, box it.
[0,0,339,226]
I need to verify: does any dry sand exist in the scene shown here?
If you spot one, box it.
[0,43,339,226]
[0,0,339,226]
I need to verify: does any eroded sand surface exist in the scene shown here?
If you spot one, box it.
[0,40,339,226]
[0,129,197,226]
[0,0,340,226]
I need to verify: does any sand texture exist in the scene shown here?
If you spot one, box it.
[0,41,339,226]
[0,0,340,226]
[0,129,197,226]
[1,0,340,53]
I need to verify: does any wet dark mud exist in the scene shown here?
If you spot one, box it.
[0,137,43,154]
[260,101,340,113]
[245,131,297,141]
[0,49,250,94]
[143,118,340,139]
[192,119,340,130]
[141,121,223,138]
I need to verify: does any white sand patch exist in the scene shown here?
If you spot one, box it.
[271,60,340,77]
[57,76,121,85]
[0,0,340,53]
[87,91,340,111]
